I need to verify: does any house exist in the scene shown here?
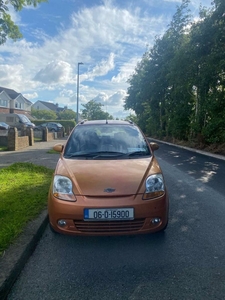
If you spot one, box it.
[0,86,33,118]
[32,100,67,113]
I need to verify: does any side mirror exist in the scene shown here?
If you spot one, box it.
[53,144,64,153]
[149,142,159,151]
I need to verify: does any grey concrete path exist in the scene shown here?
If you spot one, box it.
[0,138,67,169]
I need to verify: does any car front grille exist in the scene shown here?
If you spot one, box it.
[74,219,145,233]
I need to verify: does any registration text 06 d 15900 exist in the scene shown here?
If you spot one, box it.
[84,208,134,221]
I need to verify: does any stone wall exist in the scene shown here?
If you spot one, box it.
[7,127,34,151]
[38,128,64,141]
[0,127,64,151]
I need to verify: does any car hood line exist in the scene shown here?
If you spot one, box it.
[58,157,156,197]
[59,158,84,196]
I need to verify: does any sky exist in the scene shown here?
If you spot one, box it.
[0,0,213,119]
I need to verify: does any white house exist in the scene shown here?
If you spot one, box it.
[32,100,66,113]
[0,86,33,117]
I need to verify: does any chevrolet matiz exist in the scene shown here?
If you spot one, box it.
[48,120,169,236]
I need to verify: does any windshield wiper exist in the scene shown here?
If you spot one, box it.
[126,151,149,157]
[64,152,97,158]
[64,151,126,159]
[92,151,127,158]
[64,151,150,159]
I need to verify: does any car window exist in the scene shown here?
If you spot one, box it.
[64,124,150,158]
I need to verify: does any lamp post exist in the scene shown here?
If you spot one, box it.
[76,62,83,124]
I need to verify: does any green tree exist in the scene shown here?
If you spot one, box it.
[57,109,76,120]
[125,0,225,145]
[0,0,47,45]
[125,0,192,138]
[124,114,138,124]
[81,100,113,120]
[31,109,57,120]
[192,0,225,143]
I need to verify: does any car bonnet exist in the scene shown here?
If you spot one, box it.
[55,157,161,197]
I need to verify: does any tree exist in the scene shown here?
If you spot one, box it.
[125,0,225,145]
[57,109,76,120]
[125,1,192,138]
[31,109,57,120]
[81,100,113,120]
[0,0,47,45]
[124,114,138,124]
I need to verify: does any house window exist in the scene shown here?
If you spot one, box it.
[0,99,7,107]
[15,102,23,109]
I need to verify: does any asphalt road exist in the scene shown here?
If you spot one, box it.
[7,143,225,300]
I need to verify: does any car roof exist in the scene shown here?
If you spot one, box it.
[78,120,134,126]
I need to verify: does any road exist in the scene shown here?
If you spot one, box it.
[8,143,225,300]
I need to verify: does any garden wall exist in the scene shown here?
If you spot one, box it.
[0,127,65,151]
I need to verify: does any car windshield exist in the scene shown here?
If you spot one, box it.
[18,114,32,124]
[64,124,151,159]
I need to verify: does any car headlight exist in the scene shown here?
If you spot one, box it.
[53,175,76,201]
[143,174,165,200]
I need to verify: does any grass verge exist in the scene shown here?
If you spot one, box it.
[0,146,7,151]
[47,149,59,154]
[0,162,53,256]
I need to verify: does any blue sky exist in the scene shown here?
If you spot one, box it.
[0,0,212,119]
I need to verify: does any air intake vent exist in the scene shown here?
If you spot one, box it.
[74,219,145,233]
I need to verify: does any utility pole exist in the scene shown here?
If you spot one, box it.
[76,62,83,124]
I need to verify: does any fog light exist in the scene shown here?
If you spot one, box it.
[58,219,67,227]
[151,218,161,224]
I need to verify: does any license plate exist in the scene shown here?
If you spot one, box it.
[84,208,134,221]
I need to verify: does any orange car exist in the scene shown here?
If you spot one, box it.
[48,120,169,235]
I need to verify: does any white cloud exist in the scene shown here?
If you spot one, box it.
[0,0,213,119]
[92,89,127,109]
[108,90,127,106]
[0,64,25,90]
[112,57,141,83]
[87,90,129,119]
[60,89,75,97]
[23,92,38,99]
[82,53,115,81]
[33,60,73,84]
[93,92,109,104]
[1,2,152,96]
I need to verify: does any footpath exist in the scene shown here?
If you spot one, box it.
[0,137,67,300]
[0,138,67,170]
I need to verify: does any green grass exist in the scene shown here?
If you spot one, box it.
[47,149,59,154]
[0,146,7,151]
[34,137,42,142]
[0,162,54,256]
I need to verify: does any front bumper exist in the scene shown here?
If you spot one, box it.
[48,192,169,236]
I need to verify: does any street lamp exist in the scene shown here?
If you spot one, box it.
[76,62,83,124]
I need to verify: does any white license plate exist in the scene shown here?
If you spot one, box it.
[84,208,134,221]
